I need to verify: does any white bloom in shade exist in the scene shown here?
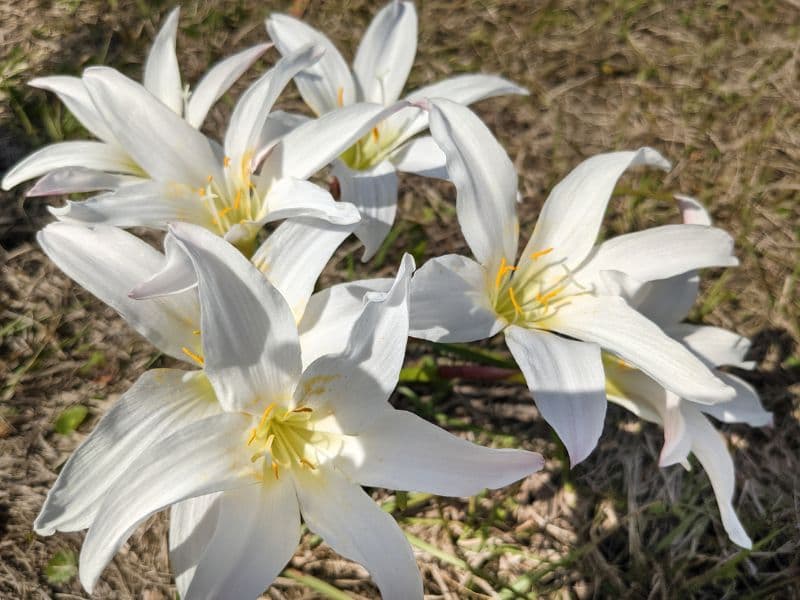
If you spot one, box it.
[603,196,772,549]
[2,7,270,196]
[404,99,740,467]
[267,0,528,259]
[51,223,543,598]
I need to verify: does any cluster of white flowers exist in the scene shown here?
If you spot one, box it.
[4,2,771,597]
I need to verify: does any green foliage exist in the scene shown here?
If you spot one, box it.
[44,549,77,584]
[53,405,88,435]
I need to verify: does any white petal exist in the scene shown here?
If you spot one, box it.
[579,224,738,287]
[83,67,222,185]
[1,141,137,191]
[36,223,200,361]
[505,326,606,466]
[78,412,256,593]
[603,357,664,425]
[658,391,692,467]
[185,482,300,599]
[265,177,360,225]
[667,323,754,369]
[340,408,543,495]
[548,296,734,404]
[397,73,528,142]
[699,373,773,427]
[251,219,352,321]
[294,467,422,600]
[428,99,518,269]
[409,254,503,342]
[625,273,699,327]
[27,168,138,197]
[266,14,356,114]
[353,1,417,104]
[261,102,405,182]
[390,135,447,179]
[675,194,713,226]
[185,43,272,128]
[299,278,393,367]
[49,180,214,231]
[296,255,414,432]
[683,405,753,548]
[169,493,221,600]
[522,148,671,270]
[29,76,115,142]
[170,223,302,412]
[332,160,398,261]
[129,232,198,300]
[35,369,216,535]
[224,44,324,164]
[143,7,183,114]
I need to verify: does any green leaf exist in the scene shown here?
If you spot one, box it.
[45,549,77,584]
[54,405,88,435]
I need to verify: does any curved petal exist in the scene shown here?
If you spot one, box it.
[169,493,221,600]
[224,44,324,165]
[676,194,713,226]
[658,392,692,467]
[332,160,398,261]
[35,369,216,535]
[185,43,272,128]
[27,168,138,197]
[397,73,528,142]
[299,278,393,367]
[667,323,754,369]
[50,180,215,231]
[579,224,738,287]
[1,141,138,191]
[254,110,310,152]
[170,223,302,412]
[683,405,753,548]
[143,7,183,114]
[390,135,448,179]
[409,254,503,343]
[699,373,772,427]
[78,412,256,593]
[294,467,422,600]
[625,273,700,328]
[129,232,198,300]
[83,67,222,185]
[36,223,200,361]
[547,296,735,405]
[266,14,356,114]
[264,177,360,225]
[505,326,606,466]
[340,408,543,495]
[261,101,405,182]
[251,218,353,321]
[296,254,414,433]
[428,99,518,269]
[29,76,115,142]
[185,482,300,599]
[522,148,671,270]
[353,1,417,104]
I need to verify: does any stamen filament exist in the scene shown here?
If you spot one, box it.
[181,346,205,365]
[508,286,522,317]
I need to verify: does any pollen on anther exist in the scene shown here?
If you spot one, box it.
[181,346,205,365]
[337,86,344,107]
[271,462,280,480]
[247,429,257,446]
[223,156,231,167]
[300,458,316,470]
[206,175,213,183]
[494,257,517,289]
[530,247,554,260]
[371,127,379,142]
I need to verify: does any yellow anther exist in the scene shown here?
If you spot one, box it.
[218,206,232,218]
[181,346,205,365]
[247,428,257,446]
[291,406,313,413]
[223,156,231,167]
[233,188,242,210]
[494,257,517,290]
[206,174,213,183]
[257,403,276,430]
[197,187,205,196]
[508,286,522,316]
[337,86,344,107]
[192,329,201,336]
[371,127,379,142]
[530,247,554,260]
[271,461,280,480]
[300,458,316,470]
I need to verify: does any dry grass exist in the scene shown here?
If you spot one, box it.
[1,0,799,598]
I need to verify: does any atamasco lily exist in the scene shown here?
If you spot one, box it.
[267,0,528,259]
[35,222,544,599]
[338,98,740,468]
[1,7,270,197]
[602,195,772,549]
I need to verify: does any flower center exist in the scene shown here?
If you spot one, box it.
[493,247,589,326]
[246,403,330,480]
[339,121,401,171]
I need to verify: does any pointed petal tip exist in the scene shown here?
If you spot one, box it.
[636,146,672,171]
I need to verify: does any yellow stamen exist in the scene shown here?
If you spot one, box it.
[291,406,313,413]
[218,206,232,218]
[272,461,280,480]
[197,187,205,196]
[508,286,522,316]
[181,346,205,365]
[494,257,517,289]
[530,247,554,260]
[247,429,257,446]
[371,127,379,142]
[257,403,276,430]
[206,174,213,183]
[337,86,344,107]
[192,329,201,335]
[223,156,231,167]
[300,458,316,470]
[233,188,242,210]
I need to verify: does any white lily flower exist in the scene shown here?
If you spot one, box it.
[45,223,542,598]
[603,196,771,549]
[403,99,739,467]
[267,0,528,259]
[2,7,270,196]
